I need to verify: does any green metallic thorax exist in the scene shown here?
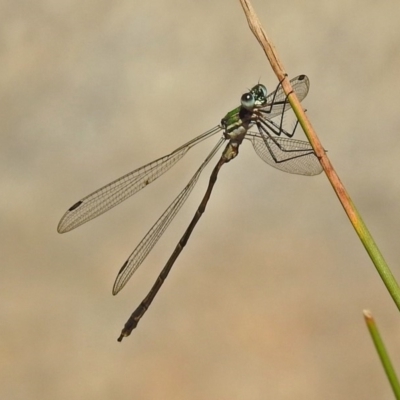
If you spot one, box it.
[221,106,253,140]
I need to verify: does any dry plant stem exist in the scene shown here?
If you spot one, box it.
[239,0,400,309]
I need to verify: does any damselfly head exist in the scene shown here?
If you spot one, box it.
[241,84,268,111]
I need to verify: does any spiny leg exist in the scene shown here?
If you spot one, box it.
[254,122,314,164]
[270,86,295,138]
[261,74,288,115]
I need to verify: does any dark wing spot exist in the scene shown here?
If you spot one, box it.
[68,200,83,211]
[117,260,129,275]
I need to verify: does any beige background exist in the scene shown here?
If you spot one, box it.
[2,1,400,399]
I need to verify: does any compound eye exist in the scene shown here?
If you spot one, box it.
[241,92,255,111]
[256,84,267,98]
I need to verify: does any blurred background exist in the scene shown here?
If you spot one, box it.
[2,1,400,399]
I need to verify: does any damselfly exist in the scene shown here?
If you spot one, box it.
[57,75,322,341]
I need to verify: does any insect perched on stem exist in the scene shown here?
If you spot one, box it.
[58,75,322,341]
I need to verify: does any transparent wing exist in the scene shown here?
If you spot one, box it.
[112,137,226,295]
[249,133,323,176]
[57,126,222,233]
[262,75,310,120]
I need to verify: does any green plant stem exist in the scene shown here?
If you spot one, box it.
[364,310,400,398]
